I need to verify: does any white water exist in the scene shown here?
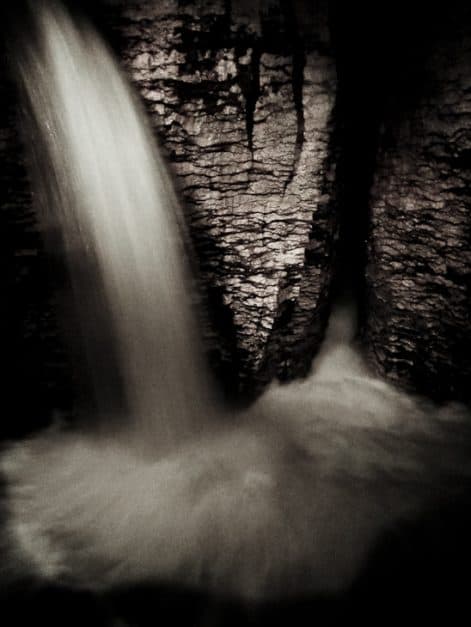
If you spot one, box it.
[2,0,471,602]
[3,301,471,599]
[16,0,214,451]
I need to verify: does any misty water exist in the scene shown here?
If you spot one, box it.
[14,0,215,452]
[2,1,471,602]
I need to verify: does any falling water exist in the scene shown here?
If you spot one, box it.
[16,0,214,450]
[2,0,471,605]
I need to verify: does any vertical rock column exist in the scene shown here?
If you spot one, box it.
[364,10,471,401]
[108,0,338,395]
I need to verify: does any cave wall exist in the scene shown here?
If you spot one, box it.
[105,0,338,395]
[363,5,471,401]
[0,0,470,434]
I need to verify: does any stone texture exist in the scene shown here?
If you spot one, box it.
[364,9,471,401]
[106,0,338,395]
[4,1,469,413]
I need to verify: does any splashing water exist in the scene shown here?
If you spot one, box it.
[2,0,471,602]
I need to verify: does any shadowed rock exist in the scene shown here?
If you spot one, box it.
[364,5,471,401]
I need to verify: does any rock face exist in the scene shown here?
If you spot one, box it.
[1,0,470,423]
[107,0,338,395]
[364,6,471,401]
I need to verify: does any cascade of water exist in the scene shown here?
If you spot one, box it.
[16,1,214,450]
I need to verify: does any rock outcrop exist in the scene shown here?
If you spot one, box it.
[107,0,338,395]
[364,6,471,401]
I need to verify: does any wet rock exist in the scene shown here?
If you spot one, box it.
[107,0,338,396]
[364,7,471,401]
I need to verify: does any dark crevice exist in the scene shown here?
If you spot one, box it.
[239,44,262,155]
[328,1,383,320]
[280,0,305,191]
[291,49,306,185]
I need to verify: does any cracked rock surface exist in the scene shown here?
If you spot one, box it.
[364,9,471,401]
[2,1,469,420]
[107,0,338,395]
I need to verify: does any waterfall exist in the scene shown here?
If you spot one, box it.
[2,0,471,605]
[16,0,214,450]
